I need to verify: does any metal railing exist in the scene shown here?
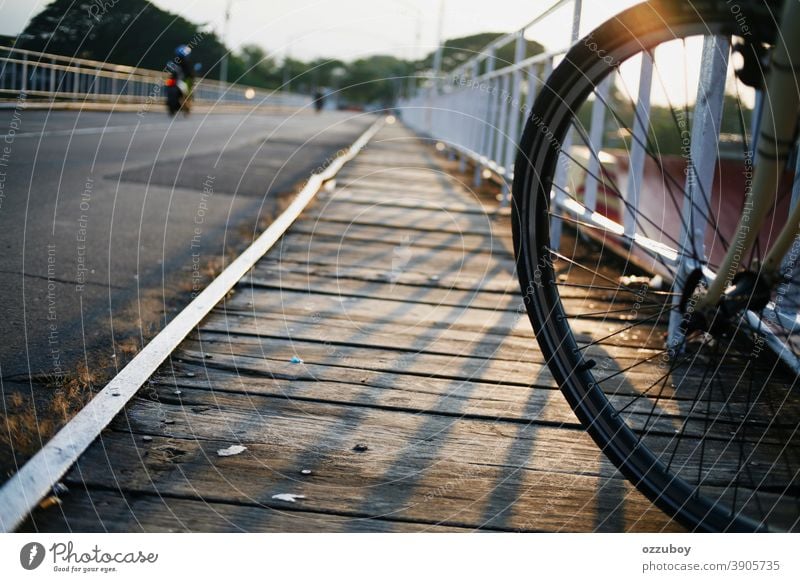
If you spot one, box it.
[398,0,800,372]
[398,0,580,200]
[398,0,752,244]
[0,45,310,108]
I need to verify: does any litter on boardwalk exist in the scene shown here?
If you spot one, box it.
[217,445,247,457]
[272,493,306,503]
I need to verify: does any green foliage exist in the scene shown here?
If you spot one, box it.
[415,32,545,72]
[18,2,546,105]
[596,89,753,156]
[20,0,229,76]
[234,44,283,89]
[338,55,410,107]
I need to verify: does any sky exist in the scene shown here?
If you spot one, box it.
[1,0,732,107]
[0,0,639,62]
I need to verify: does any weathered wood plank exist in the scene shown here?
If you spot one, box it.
[286,221,509,253]
[225,285,670,352]
[40,396,683,532]
[299,204,501,236]
[324,189,490,213]
[244,269,674,333]
[155,361,576,425]
[256,257,520,294]
[23,489,466,533]
[268,238,518,278]
[155,352,793,442]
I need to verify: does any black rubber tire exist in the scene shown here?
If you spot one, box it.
[166,86,182,116]
[512,0,781,532]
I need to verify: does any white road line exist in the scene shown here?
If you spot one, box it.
[0,115,385,533]
[0,119,238,140]
[0,123,169,140]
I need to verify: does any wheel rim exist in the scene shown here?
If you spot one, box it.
[513,1,799,532]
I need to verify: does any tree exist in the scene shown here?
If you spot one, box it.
[19,0,232,79]
[415,32,545,73]
[235,44,282,88]
[340,55,409,107]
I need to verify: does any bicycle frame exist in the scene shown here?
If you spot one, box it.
[695,0,800,308]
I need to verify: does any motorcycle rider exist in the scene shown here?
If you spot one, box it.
[166,44,196,105]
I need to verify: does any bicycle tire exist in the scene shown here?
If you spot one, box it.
[513,0,798,532]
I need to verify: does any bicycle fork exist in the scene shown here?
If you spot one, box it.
[668,0,800,355]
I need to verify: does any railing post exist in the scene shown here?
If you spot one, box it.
[473,47,495,186]
[467,60,480,164]
[10,54,17,91]
[550,0,582,251]
[452,67,466,169]
[493,73,510,172]
[484,71,503,178]
[500,30,527,205]
[582,76,612,213]
[525,62,540,114]
[681,36,729,258]
[781,135,800,313]
[20,53,28,94]
[622,51,654,240]
[667,35,729,351]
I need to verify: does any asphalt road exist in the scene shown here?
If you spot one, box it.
[0,107,373,390]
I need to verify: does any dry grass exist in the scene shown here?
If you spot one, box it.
[116,337,141,357]
[175,246,246,299]
[1,362,96,471]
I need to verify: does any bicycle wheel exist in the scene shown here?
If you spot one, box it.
[513,0,800,531]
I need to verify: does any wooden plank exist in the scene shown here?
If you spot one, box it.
[174,335,792,438]
[23,489,466,533]
[329,191,490,214]
[268,238,517,278]
[287,221,511,254]
[201,302,664,367]
[251,255,660,309]
[256,257,520,294]
[299,204,501,236]
[37,396,683,532]
[224,285,670,351]
[244,269,674,328]
[156,360,577,425]
[330,185,484,209]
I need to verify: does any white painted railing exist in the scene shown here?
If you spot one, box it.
[0,45,310,108]
[398,0,800,372]
[398,0,578,201]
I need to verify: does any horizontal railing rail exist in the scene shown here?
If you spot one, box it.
[0,45,310,108]
[398,0,800,373]
[398,0,579,201]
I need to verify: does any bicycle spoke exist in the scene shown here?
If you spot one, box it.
[548,247,679,301]
[515,4,800,531]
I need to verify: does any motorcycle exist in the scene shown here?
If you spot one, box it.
[165,72,190,116]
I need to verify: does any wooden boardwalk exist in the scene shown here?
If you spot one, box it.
[24,122,682,532]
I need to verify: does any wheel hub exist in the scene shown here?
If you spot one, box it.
[678,268,771,335]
